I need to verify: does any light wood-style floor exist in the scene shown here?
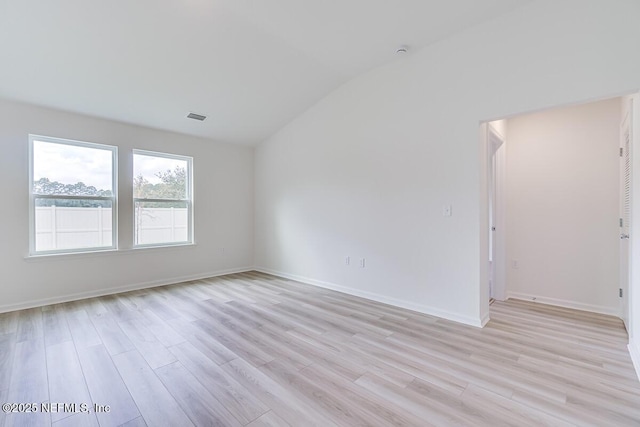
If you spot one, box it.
[1,271,639,427]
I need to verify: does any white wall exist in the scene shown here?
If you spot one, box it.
[0,98,254,312]
[254,0,640,326]
[505,99,621,314]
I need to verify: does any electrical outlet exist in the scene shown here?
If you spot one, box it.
[345,256,350,266]
[359,258,366,268]
[443,205,452,217]
[511,259,518,269]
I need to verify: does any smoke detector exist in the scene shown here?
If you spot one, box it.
[396,45,409,54]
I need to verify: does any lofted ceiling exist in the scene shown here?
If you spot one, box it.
[0,0,533,145]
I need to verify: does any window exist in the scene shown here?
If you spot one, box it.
[133,150,193,247]
[29,135,117,255]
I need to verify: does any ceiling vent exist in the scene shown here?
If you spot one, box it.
[187,112,207,121]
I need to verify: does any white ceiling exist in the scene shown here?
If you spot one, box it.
[0,0,533,145]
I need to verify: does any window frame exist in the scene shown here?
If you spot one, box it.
[28,134,118,256]
[132,149,194,248]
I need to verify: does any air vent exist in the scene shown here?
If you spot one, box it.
[187,112,207,121]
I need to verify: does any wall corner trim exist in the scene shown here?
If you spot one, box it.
[480,312,491,327]
[254,266,485,328]
[629,340,640,382]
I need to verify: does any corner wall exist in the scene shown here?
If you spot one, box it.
[0,99,254,312]
[254,0,640,326]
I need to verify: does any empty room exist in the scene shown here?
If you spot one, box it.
[1,0,640,426]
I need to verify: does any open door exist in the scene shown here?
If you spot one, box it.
[620,100,633,330]
[488,124,505,301]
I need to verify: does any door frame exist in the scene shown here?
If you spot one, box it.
[621,98,634,331]
[488,124,506,301]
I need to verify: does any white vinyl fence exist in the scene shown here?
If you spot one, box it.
[35,206,188,251]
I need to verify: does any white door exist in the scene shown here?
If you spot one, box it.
[620,104,632,330]
[488,126,505,300]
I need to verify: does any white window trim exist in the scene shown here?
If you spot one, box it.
[28,134,118,256]
[132,149,194,248]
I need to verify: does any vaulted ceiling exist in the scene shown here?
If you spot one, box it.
[0,0,533,145]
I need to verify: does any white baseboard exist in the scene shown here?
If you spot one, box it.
[254,266,485,328]
[480,312,491,327]
[0,266,254,314]
[507,292,620,317]
[629,340,640,382]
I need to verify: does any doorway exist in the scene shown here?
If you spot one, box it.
[482,96,630,322]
